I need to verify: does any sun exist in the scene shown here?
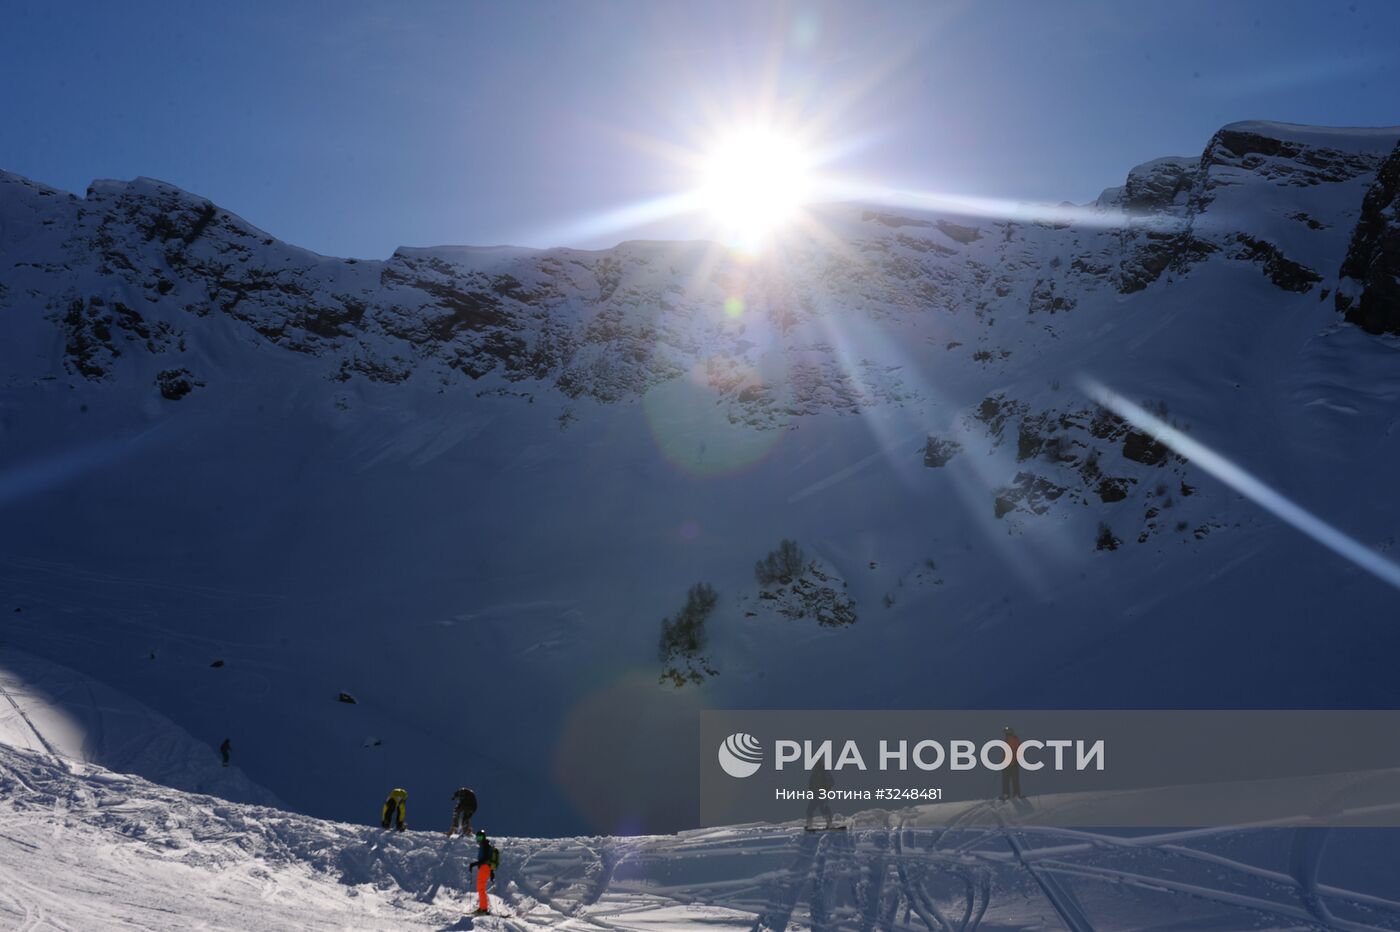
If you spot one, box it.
[697,128,814,251]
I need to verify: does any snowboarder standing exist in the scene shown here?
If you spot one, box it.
[219,738,231,767]
[467,828,499,915]
[999,726,1025,800]
[448,786,477,836]
[381,787,408,831]
[805,761,834,830]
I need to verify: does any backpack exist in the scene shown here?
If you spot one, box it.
[488,845,500,870]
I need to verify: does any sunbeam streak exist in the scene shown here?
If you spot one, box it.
[0,424,167,509]
[525,191,706,249]
[827,177,1172,230]
[1081,377,1400,592]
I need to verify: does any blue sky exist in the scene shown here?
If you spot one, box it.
[2,0,1397,258]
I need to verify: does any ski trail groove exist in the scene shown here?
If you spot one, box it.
[1017,824,1400,924]
[750,831,822,932]
[1037,860,1390,932]
[809,830,836,931]
[891,822,955,932]
[578,840,621,914]
[0,679,61,762]
[1288,827,1337,929]
[924,804,993,932]
[995,811,1095,932]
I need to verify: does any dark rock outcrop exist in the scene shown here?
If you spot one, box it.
[1122,158,1197,212]
[1116,232,1218,295]
[923,436,962,467]
[155,367,202,400]
[1233,235,1320,293]
[1201,127,1379,189]
[1337,142,1400,334]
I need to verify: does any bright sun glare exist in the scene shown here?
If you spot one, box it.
[698,128,813,251]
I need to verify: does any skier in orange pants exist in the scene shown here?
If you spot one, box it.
[475,862,490,913]
[468,829,498,914]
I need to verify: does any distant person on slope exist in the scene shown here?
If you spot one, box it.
[448,786,477,836]
[219,738,231,767]
[381,787,408,831]
[805,761,834,830]
[999,726,1024,801]
[467,828,499,914]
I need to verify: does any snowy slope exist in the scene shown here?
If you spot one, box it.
[2,121,1400,837]
[0,648,277,805]
[6,739,1400,930]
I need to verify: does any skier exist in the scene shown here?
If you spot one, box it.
[381,787,408,831]
[219,738,231,767]
[467,828,499,914]
[999,726,1025,800]
[805,761,834,830]
[448,786,477,836]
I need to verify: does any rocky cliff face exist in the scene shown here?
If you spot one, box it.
[4,123,1394,415]
[1336,141,1400,334]
[4,122,1400,830]
[1199,125,1382,191]
[3,121,1397,534]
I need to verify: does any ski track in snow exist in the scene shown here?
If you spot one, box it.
[0,678,62,764]
[995,808,1094,932]
[5,740,1400,930]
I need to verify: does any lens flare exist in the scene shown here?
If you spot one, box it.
[642,356,787,477]
[698,128,814,251]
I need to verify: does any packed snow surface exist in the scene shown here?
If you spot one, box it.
[7,737,1400,931]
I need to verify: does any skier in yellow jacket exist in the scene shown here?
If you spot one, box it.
[380,787,408,831]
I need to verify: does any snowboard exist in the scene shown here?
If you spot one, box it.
[805,824,848,832]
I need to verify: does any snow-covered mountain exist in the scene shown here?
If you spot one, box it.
[3,121,1400,837]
